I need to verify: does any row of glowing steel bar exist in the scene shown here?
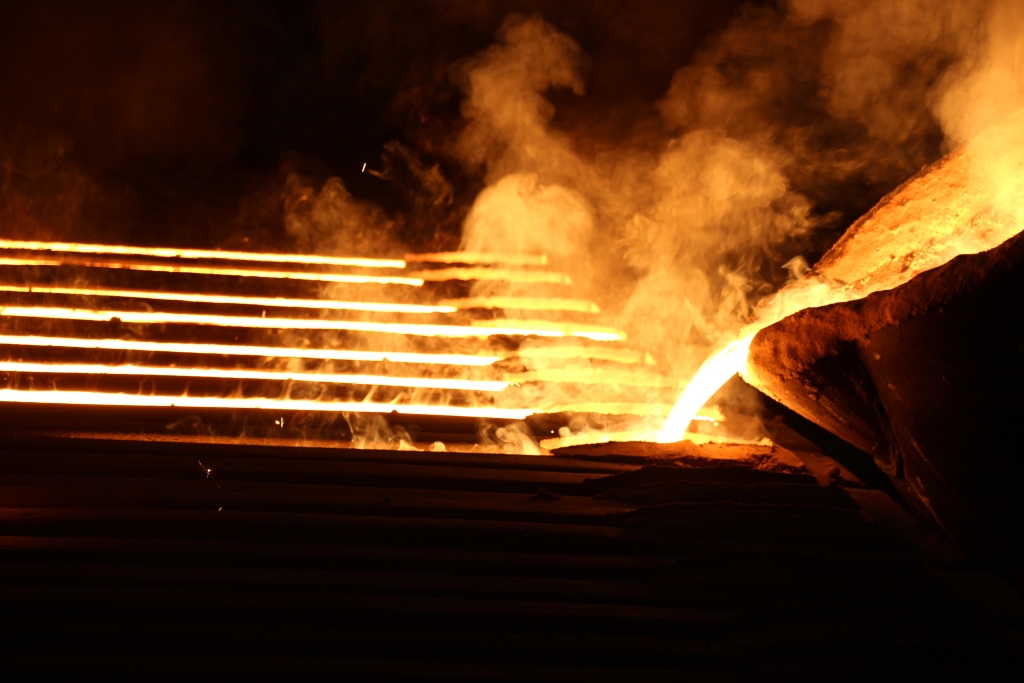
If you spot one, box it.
[0,238,674,420]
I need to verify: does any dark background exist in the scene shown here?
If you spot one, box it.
[0,0,756,250]
[0,0,957,270]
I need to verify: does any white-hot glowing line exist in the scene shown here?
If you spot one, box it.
[0,306,624,341]
[0,334,501,366]
[0,257,422,286]
[443,296,600,314]
[512,345,655,365]
[0,388,531,420]
[0,361,506,392]
[0,285,455,314]
[470,318,624,342]
[410,267,572,285]
[405,252,548,267]
[657,336,753,443]
[0,239,406,269]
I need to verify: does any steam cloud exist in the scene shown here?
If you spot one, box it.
[449,0,1023,384]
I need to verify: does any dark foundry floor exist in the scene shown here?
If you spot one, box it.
[0,422,1022,680]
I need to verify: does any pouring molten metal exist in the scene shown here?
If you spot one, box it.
[659,110,1024,443]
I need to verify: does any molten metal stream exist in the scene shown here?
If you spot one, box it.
[657,336,753,443]
[0,388,530,420]
[0,334,501,366]
[0,239,406,269]
[0,361,507,392]
[0,306,625,341]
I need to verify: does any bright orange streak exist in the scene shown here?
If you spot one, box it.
[506,369,675,388]
[410,267,572,285]
[443,296,600,313]
[539,402,675,417]
[0,388,530,420]
[0,257,422,286]
[0,361,506,392]
[0,284,455,314]
[657,336,753,443]
[512,345,655,365]
[470,319,624,342]
[0,306,622,340]
[0,334,500,366]
[0,238,405,269]
[405,252,548,267]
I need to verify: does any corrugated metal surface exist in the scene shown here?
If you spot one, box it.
[1,433,1021,679]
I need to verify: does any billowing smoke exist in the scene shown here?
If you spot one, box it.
[448,1,1023,384]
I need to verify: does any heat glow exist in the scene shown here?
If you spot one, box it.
[657,336,753,443]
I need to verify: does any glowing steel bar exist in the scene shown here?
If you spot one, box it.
[506,369,675,388]
[410,267,572,285]
[0,388,531,420]
[0,334,501,366]
[0,238,406,269]
[512,345,655,365]
[537,402,674,417]
[470,319,624,342]
[0,257,422,286]
[0,284,455,314]
[0,306,623,340]
[443,296,600,313]
[0,361,507,392]
[405,252,548,267]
